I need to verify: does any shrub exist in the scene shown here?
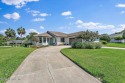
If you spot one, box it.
[71,42,77,48]
[82,43,86,49]
[101,41,107,44]
[0,42,6,46]
[95,43,102,49]
[75,42,82,48]
[100,34,111,42]
[114,36,123,40]
[85,42,95,49]
[0,42,3,46]
[71,42,102,49]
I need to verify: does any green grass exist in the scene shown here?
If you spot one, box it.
[105,43,125,48]
[61,48,125,83]
[0,47,35,83]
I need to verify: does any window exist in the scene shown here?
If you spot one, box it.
[61,38,65,42]
[43,37,46,43]
[39,37,42,43]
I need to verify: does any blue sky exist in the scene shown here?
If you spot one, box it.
[0,0,125,36]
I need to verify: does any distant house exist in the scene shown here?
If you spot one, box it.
[109,29,125,43]
[34,31,99,46]
[7,40,24,45]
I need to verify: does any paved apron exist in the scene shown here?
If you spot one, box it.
[7,46,101,83]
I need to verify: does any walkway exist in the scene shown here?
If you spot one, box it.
[7,46,101,83]
[102,47,125,50]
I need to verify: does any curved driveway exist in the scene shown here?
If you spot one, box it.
[7,46,101,83]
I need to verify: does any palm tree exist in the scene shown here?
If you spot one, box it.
[27,32,38,40]
[5,28,16,39]
[17,27,26,38]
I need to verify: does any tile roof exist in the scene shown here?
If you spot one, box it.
[34,31,84,38]
[68,31,83,37]
[35,32,52,37]
[47,31,68,37]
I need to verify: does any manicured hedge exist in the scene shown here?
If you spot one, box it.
[71,42,102,49]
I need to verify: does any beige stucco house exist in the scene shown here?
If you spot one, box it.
[34,31,85,45]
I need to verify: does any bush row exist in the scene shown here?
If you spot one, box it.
[71,42,102,49]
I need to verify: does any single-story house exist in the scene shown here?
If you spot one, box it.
[34,31,99,46]
[109,29,125,43]
[8,40,24,44]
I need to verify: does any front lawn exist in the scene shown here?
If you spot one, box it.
[105,43,125,48]
[0,47,35,83]
[61,48,125,83]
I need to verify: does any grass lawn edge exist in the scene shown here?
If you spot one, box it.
[0,47,36,83]
[8,48,37,77]
[60,49,101,82]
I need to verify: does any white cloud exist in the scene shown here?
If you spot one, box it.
[111,24,125,32]
[40,13,50,17]
[32,13,38,16]
[40,26,44,29]
[25,8,40,16]
[116,4,125,8]
[26,29,40,34]
[0,29,6,34]
[3,12,20,20]
[76,20,115,30]
[25,8,40,14]
[62,11,72,16]
[0,21,7,24]
[25,8,51,17]
[2,0,39,8]
[32,18,45,22]
[59,26,70,30]
[66,16,74,19]
[120,11,125,14]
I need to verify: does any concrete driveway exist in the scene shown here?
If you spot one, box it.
[7,46,101,83]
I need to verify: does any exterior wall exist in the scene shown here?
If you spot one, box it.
[109,33,124,43]
[94,39,100,42]
[64,38,69,45]
[110,39,124,43]
[69,38,82,45]
[36,36,100,46]
[110,33,123,39]
[37,37,49,46]
[56,37,64,45]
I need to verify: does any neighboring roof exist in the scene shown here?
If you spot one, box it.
[35,32,52,37]
[47,31,68,37]
[109,29,125,38]
[68,31,83,37]
[8,40,24,43]
[115,29,125,34]
[109,33,123,38]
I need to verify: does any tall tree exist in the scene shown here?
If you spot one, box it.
[0,34,4,42]
[5,28,16,39]
[100,34,111,42]
[26,32,38,43]
[122,32,125,43]
[27,32,38,40]
[78,30,99,42]
[17,27,26,38]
